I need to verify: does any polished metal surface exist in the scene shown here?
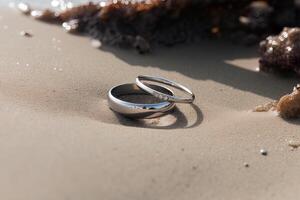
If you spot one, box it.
[108,83,175,118]
[136,75,195,103]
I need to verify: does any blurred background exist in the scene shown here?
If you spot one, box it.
[2,0,102,7]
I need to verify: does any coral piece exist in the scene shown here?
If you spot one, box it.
[17,1,253,53]
[276,84,300,118]
[31,9,58,22]
[253,84,300,119]
[253,101,277,112]
[18,0,300,55]
[58,2,100,22]
[259,27,300,75]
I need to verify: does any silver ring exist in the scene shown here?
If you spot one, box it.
[136,75,195,103]
[108,83,175,118]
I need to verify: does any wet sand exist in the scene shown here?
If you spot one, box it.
[0,8,300,200]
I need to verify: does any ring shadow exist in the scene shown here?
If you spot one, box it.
[110,104,203,129]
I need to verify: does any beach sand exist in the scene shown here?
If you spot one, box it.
[0,8,300,200]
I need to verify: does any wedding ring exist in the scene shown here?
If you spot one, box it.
[108,83,175,118]
[136,75,195,103]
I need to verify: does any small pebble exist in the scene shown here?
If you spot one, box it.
[244,162,249,167]
[91,39,102,48]
[260,149,268,156]
[20,31,32,37]
[288,140,300,149]
[53,67,63,72]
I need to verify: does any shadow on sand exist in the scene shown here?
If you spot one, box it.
[93,40,300,128]
[100,40,299,100]
[113,104,203,129]
[95,99,203,129]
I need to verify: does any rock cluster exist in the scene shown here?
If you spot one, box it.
[18,0,300,63]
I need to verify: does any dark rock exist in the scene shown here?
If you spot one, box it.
[259,27,300,76]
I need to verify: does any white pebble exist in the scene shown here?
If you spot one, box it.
[260,149,268,156]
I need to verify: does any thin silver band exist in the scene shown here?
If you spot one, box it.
[108,83,175,118]
[136,75,195,103]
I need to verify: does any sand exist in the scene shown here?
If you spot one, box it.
[0,8,300,200]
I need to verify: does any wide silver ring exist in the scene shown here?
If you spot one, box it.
[108,83,175,118]
[136,75,195,103]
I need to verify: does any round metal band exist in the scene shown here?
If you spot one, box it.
[108,83,175,118]
[136,75,195,103]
